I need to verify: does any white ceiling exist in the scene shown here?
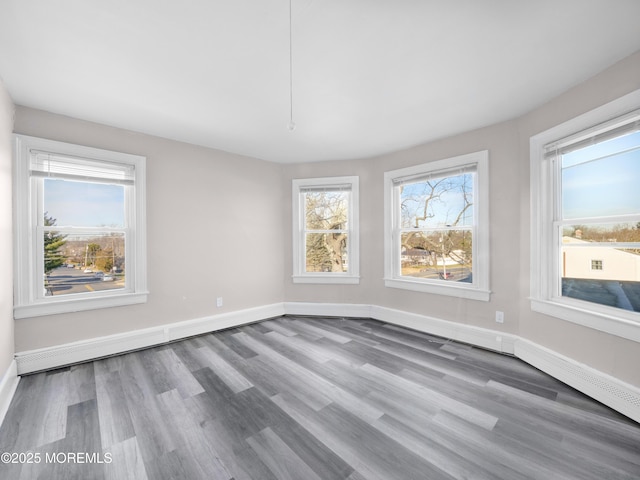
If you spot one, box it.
[1,1,639,164]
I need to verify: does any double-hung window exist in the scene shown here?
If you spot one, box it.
[530,89,640,340]
[292,176,359,284]
[13,135,148,318]
[384,151,490,300]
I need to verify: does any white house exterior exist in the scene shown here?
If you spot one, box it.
[562,236,640,281]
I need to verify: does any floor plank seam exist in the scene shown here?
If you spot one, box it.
[1,316,639,480]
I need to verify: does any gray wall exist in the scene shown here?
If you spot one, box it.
[9,51,640,391]
[516,51,640,387]
[283,121,521,332]
[13,108,285,351]
[0,79,14,377]
[283,50,640,388]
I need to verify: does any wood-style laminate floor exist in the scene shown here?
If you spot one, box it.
[1,316,639,480]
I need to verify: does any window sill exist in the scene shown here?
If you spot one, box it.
[530,298,640,343]
[292,275,360,285]
[384,278,491,301]
[14,291,149,319]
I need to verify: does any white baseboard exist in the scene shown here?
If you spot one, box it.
[0,360,19,428]
[14,303,285,375]
[283,302,372,319]
[515,338,640,424]
[11,300,640,424]
[370,305,517,354]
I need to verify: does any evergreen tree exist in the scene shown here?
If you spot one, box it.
[44,214,67,273]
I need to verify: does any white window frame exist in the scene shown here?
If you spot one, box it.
[530,89,640,342]
[384,151,490,301]
[292,176,359,284]
[13,134,148,318]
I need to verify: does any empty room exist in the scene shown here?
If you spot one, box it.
[1,1,640,479]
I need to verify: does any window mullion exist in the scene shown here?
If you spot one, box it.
[551,154,564,300]
[556,214,640,225]
[305,229,348,234]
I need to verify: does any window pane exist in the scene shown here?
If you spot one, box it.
[561,131,640,220]
[400,230,472,282]
[304,191,349,230]
[44,178,125,228]
[558,130,640,313]
[305,233,348,273]
[561,224,640,312]
[562,276,640,312]
[44,233,125,296]
[400,173,473,229]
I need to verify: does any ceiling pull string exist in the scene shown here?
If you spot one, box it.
[287,0,296,131]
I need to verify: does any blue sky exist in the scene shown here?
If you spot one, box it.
[44,179,125,227]
[562,131,640,220]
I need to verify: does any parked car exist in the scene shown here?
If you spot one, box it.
[83,268,93,273]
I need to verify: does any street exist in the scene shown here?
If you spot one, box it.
[402,265,472,282]
[46,266,124,296]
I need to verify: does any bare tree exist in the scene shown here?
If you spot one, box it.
[44,213,67,273]
[305,191,348,272]
[400,173,473,278]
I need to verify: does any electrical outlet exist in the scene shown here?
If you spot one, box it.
[216,297,223,307]
[495,311,505,323]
